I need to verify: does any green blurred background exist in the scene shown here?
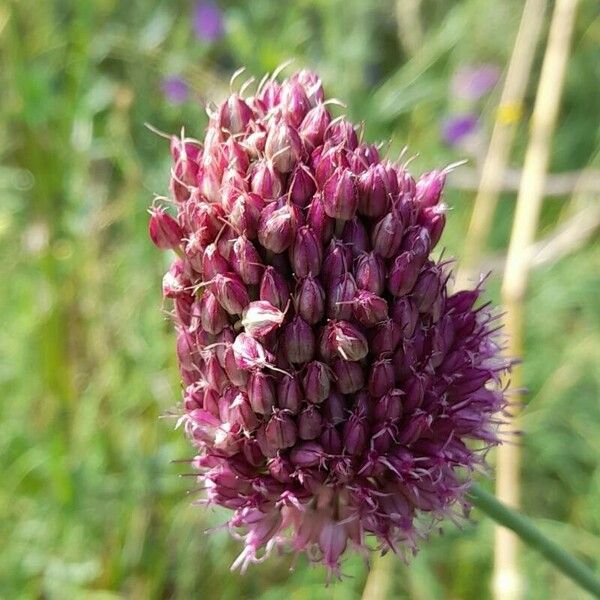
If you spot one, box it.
[1,1,599,598]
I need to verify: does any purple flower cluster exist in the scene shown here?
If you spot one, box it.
[150,69,511,575]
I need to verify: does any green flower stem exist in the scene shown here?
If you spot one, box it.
[469,483,600,597]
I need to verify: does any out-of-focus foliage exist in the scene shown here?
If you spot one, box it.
[0,1,598,598]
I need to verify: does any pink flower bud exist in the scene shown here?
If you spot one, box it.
[390,297,419,337]
[326,118,358,150]
[213,273,250,315]
[300,103,331,150]
[332,358,365,394]
[296,276,325,324]
[320,423,343,453]
[353,290,388,327]
[265,120,304,173]
[327,273,357,320]
[298,405,324,440]
[447,289,479,313]
[343,412,367,455]
[259,266,290,310]
[258,201,300,254]
[387,252,421,297]
[247,371,275,415]
[230,392,260,432]
[354,252,385,295]
[228,192,265,240]
[288,164,317,208]
[201,387,220,418]
[369,318,402,355]
[401,226,431,261]
[242,438,265,467]
[277,373,303,414]
[289,226,322,277]
[413,268,443,314]
[322,240,352,283]
[241,300,286,339]
[280,81,311,127]
[418,205,446,248]
[322,168,358,220]
[282,316,315,364]
[229,235,263,285]
[222,138,250,173]
[322,391,346,425]
[318,521,348,573]
[354,142,380,167]
[196,162,222,203]
[367,358,395,397]
[232,333,274,371]
[218,94,254,135]
[429,315,454,368]
[314,145,349,187]
[149,207,184,250]
[371,211,404,258]
[290,441,324,467]
[199,290,229,334]
[223,344,249,386]
[220,167,249,212]
[341,218,369,257]
[259,79,281,109]
[251,159,283,199]
[393,340,418,381]
[176,328,199,372]
[162,260,189,298]
[265,410,298,450]
[302,361,330,404]
[291,69,325,106]
[415,170,445,208]
[201,243,229,279]
[174,293,194,327]
[329,320,368,361]
[397,412,432,446]
[403,373,429,411]
[357,164,394,219]
[268,455,293,483]
[306,194,334,243]
[170,137,201,180]
[374,388,404,422]
[204,352,228,392]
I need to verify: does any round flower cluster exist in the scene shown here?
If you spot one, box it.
[149,69,510,575]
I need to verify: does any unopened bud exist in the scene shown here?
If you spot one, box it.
[149,207,184,250]
[248,371,276,415]
[296,276,325,325]
[258,201,300,254]
[282,316,315,364]
[290,226,322,277]
[241,300,286,338]
[302,361,330,404]
[322,168,358,220]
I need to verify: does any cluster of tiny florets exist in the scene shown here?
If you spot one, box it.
[149,69,511,576]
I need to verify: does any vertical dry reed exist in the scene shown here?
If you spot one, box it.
[454,0,547,291]
[494,1,579,598]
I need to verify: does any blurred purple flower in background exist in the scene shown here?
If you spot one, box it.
[162,76,190,104]
[452,64,500,100]
[193,1,225,42]
[441,113,478,146]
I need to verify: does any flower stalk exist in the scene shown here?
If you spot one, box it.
[469,484,600,598]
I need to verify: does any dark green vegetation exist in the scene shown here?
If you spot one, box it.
[1,1,598,598]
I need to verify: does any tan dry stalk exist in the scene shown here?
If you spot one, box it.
[454,0,548,291]
[493,0,580,599]
[361,552,395,600]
